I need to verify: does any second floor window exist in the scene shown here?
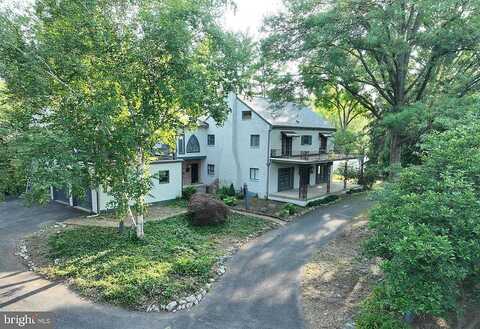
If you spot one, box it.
[301,135,312,145]
[242,111,252,120]
[186,135,200,153]
[250,168,259,181]
[250,134,260,148]
[178,134,185,154]
[207,134,215,146]
[208,164,215,176]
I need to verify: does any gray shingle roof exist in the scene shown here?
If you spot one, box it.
[239,96,335,130]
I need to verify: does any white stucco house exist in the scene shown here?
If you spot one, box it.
[176,93,358,206]
[52,93,358,212]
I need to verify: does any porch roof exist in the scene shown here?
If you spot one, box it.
[270,153,360,164]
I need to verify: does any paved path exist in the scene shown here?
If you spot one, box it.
[0,195,372,329]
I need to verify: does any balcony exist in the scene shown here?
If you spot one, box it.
[270,149,359,164]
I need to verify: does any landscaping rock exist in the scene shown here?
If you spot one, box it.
[188,193,230,226]
[166,301,177,312]
[186,295,196,303]
[186,302,193,309]
[179,299,186,305]
[147,304,160,312]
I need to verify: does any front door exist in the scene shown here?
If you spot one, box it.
[191,163,199,184]
[278,167,294,192]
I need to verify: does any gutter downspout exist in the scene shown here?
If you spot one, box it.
[266,127,272,199]
[231,95,241,188]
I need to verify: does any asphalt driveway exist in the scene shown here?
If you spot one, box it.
[0,195,372,329]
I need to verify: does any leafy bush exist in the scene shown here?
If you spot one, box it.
[283,203,297,215]
[217,184,236,199]
[307,194,339,207]
[228,183,236,197]
[222,196,237,206]
[364,117,480,318]
[182,186,197,200]
[356,288,408,329]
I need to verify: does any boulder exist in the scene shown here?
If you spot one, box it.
[188,193,230,226]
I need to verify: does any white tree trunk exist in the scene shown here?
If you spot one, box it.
[136,149,145,239]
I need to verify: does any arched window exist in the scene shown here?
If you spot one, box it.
[186,135,200,153]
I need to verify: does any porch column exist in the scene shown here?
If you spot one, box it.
[299,165,309,200]
[326,163,332,193]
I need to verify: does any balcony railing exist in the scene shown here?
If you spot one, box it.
[270,149,359,162]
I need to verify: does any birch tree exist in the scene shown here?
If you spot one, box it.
[0,0,253,238]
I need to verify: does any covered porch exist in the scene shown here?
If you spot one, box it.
[268,155,362,206]
[269,180,360,206]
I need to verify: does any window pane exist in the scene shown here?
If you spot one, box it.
[208,164,215,175]
[250,168,259,180]
[159,170,169,184]
[250,135,260,147]
[242,111,252,120]
[301,135,312,145]
[208,134,215,146]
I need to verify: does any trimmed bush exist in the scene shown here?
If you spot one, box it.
[182,186,197,200]
[307,194,339,207]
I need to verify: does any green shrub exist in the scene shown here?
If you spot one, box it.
[283,203,298,215]
[228,183,236,197]
[222,196,237,206]
[364,118,480,317]
[307,194,339,207]
[182,186,197,200]
[355,288,408,329]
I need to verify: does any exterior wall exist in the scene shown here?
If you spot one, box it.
[201,95,271,197]
[97,161,183,212]
[270,128,334,155]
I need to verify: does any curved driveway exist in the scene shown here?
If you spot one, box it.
[0,195,372,329]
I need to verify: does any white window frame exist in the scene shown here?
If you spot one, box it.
[250,168,259,181]
[250,134,260,148]
[207,164,215,176]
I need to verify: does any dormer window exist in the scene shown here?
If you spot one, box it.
[242,111,252,120]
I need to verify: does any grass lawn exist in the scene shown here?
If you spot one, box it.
[39,213,276,309]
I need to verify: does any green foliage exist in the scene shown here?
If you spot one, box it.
[307,195,339,207]
[222,196,237,206]
[355,288,408,329]
[182,186,197,201]
[261,0,480,165]
[44,213,274,308]
[228,183,236,197]
[0,0,254,220]
[364,111,480,317]
[217,184,236,199]
[283,203,297,215]
[334,163,358,182]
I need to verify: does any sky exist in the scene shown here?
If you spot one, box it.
[222,0,284,38]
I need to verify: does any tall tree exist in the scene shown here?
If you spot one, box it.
[261,0,480,167]
[0,0,253,238]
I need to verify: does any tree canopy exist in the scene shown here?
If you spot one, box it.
[0,0,253,237]
[261,0,480,167]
